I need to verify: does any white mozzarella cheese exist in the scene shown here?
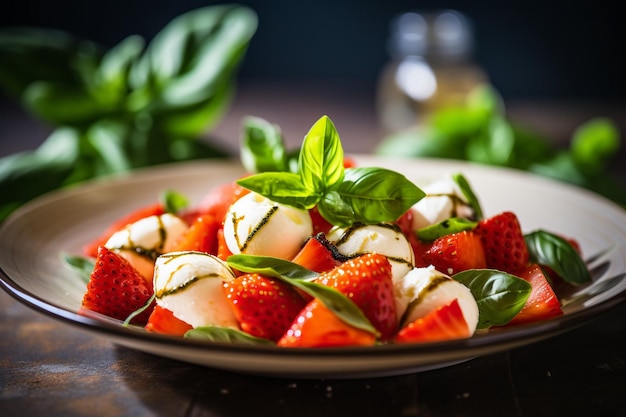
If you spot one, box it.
[104,213,188,255]
[326,223,415,282]
[153,251,238,329]
[223,192,313,260]
[394,265,479,334]
[411,177,474,230]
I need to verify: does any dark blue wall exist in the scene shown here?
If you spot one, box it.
[2,0,624,101]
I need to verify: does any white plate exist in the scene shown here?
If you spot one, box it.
[1,156,625,379]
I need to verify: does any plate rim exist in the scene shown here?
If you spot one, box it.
[1,156,625,378]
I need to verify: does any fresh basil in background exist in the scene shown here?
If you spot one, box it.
[376,85,625,207]
[0,4,258,221]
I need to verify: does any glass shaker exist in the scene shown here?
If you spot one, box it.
[377,10,488,133]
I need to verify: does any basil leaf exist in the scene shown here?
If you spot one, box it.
[298,115,345,191]
[227,254,320,281]
[185,326,274,346]
[417,217,478,241]
[134,5,257,133]
[317,190,356,227]
[161,189,189,214]
[452,173,483,220]
[524,230,592,285]
[236,172,321,209]
[453,269,531,329]
[330,167,425,227]
[97,35,144,100]
[61,253,95,284]
[240,116,288,173]
[570,118,620,176]
[0,128,80,209]
[226,255,378,335]
[0,27,101,98]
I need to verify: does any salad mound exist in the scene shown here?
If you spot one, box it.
[71,115,592,347]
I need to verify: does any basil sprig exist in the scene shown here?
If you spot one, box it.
[237,115,426,227]
[0,5,258,222]
[524,230,592,285]
[417,217,478,242]
[185,326,275,346]
[226,254,378,336]
[453,269,532,329]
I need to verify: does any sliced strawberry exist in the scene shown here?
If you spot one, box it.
[223,273,307,342]
[277,299,377,348]
[166,214,221,255]
[196,180,249,223]
[315,253,397,341]
[82,203,165,258]
[476,211,530,274]
[216,228,233,261]
[504,263,563,326]
[395,299,470,343]
[81,246,155,324]
[309,206,333,235]
[145,304,193,336]
[422,230,487,275]
[291,234,339,273]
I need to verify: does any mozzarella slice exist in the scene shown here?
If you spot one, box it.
[411,177,475,230]
[153,251,238,329]
[394,265,479,334]
[105,213,188,256]
[326,223,415,282]
[223,192,313,259]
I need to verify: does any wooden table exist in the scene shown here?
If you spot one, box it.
[1,82,625,417]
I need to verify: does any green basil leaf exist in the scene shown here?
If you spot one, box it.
[452,173,483,220]
[161,189,189,214]
[133,5,257,108]
[417,217,478,241]
[453,269,531,329]
[331,167,425,226]
[298,115,345,191]
[466,116,515,166]
[86,120,133,174]
[236,172,321,209]
[570,118,620,175]
[22,81,107,125]
[61,253,95,284]
[0,128,80,208]
[316,190,357,227]
[524,230,592,285]
[97,35,144,101]
[226,254,378,335]
[0,27,101,98]
[185,326,274,346]
[240,116,288,173]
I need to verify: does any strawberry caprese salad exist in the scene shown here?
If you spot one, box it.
[68,115,592,348]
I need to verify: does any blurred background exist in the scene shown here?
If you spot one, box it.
[1,0,624,101]
[1,0,625,208]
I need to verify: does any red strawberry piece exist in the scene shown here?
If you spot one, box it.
[81,246,155,324]
[145,304,193,336]
[223,273,307,342]
[216,228,234,262]
[196,180,249,222]
[167,214,221,255]
[309,206,333,235]
[476,211,530,274]
[395,298,470,344]
[291,234,339,273]
[315,253,397,341]
[277,299,377,348]
[422,230,487,275]
[82,203,165,258]
[504,263,563,327]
